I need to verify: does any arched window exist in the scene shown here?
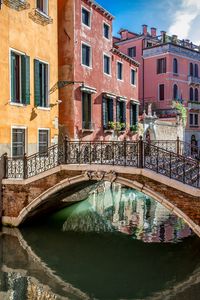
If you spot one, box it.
[190,87,194,101]
[195,64,199,78]
[173,58,178,74]
[195,88,199,102]
[173,84,178,99]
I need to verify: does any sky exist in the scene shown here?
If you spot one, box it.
[96,0,200,44]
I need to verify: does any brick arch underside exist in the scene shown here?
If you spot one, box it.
[9,173,200,237]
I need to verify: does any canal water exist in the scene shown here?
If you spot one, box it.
[0,182,200,300]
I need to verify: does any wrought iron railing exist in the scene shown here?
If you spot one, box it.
[3,139,200,188]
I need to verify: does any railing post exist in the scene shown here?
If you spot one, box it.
[176,136,180,156]
[3,153,8,179]
[64,136,69,164]
[138,136,143,168]
[124,139,127,166]
[23,153,27,179]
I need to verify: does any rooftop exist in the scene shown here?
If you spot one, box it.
[85,0,115,20]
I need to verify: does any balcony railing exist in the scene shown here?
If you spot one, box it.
[188,76,200,85]
[188,101,200,110]
[4,0,30,10]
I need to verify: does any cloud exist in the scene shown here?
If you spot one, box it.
[168,0,200,44]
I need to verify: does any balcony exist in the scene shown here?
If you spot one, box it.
[29,8,53,26]
[4,0,30,11]
[188,76,200,86]
[188,101,200,110]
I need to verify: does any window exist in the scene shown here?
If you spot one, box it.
[173,58,178,74]
[82,7,90,27]
[189,114,198,127]
[38,129,49,154]
[157,58,166,74]
[82,43,91,67]
[12,128,25,157]
[189,63,194,76]
[131,69,136,85]
[82,92,92,129]
[103,55,111,75]
[159,84,165,100]
[36,0,48,15]
[117,62,123,80]
[195,64,199,78]
[130,103,138,126]
[116,100,126,129]
[173,84,178,100]
[103,23,110,39]
[189,87,194,101]
[10,51,30,105]
[128,47,136,58]
[195,88,199,102]
[34,59,49,107]
[102,97,114,129]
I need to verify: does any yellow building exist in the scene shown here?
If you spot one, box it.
[0,0,58,157]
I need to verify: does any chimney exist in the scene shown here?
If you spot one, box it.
[161,30,166,43]
[142,24,148,36]
[120,29,129,40]
[151,27,157,37]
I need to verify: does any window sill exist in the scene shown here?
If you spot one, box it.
[29,8,53,25]
[82,129,94,133]
[37,106,51,111]
[81,64,92,70]
[10,102,26,107]
[104,72,112,77]
[82,23,91,30]
[104,129,114,133]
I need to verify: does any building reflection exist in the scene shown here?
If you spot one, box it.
[82,182,193,243]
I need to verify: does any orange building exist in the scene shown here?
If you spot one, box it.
[0,0,59,157]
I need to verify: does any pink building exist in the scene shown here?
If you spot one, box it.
[58,0,139,141]
[115,25,200,145]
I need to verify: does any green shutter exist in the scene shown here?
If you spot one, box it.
[102,97,108,129]
[130,103,133,126]
[11,51,16,102]
[122,102,126,124]
[34,59,41,106]
[21,55,30,105]
[116,101,120,122]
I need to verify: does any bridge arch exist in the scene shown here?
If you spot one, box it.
[6,170,199,237]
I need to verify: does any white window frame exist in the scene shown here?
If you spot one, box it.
[103,21,110,40]
[37,128,50,152]
[81,5,91,29]
[35,58,50,109]
[9,48,26,106]
[11,125,27,157]
[103,53,112,76]
[130,68,136,86]
[81,41,92,69]
[117,61,123,81]
[35,0,49,16]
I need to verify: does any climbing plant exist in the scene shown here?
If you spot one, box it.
[172,101,187,127]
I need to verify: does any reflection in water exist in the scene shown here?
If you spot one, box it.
[61,182,193,243]
[0,182,200,300]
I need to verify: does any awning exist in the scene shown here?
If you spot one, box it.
[81,85,97,94]
[102,92,117,99]
[130,98,140,105]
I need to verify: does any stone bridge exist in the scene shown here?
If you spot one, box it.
[1,140,200,237]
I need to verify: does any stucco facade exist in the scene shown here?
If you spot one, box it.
[0,1,59,157]
[58,0,139,141]
[115,26,200,145]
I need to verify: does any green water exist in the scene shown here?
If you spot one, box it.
[0,183,200,299]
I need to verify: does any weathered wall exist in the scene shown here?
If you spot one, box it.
[0,1,59,156]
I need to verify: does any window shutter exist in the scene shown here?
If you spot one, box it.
[21,55,30,105]
[163,58,166,73]
[130,104,133,126]
[157,59,160,74]
[109,99,113,121]
[88,94,92,123]
[102,97,108,128]
[116,100,120,122]
[34,59,41,106]
[122,102,126,124]
[11,52,16,101]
